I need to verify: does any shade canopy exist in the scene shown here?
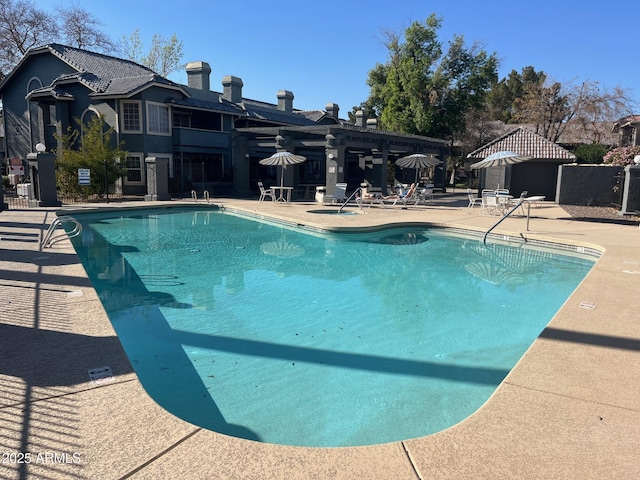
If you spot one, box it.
[470,150,532,169]
[259,151,307,189]
[259,151,307,167]
[396,153,441,169]
[396,154,441,182]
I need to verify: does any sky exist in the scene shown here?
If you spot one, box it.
[36,0,640,113]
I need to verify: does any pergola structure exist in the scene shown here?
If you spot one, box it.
[233,123,449,197]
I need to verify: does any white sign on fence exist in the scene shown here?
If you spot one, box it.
[78,168,91,186]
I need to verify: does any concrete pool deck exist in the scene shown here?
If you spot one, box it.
[1,194,639,479]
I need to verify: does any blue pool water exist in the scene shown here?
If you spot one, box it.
[70,207,595,447]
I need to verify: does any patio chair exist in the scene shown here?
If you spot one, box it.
[509,191,528,215]
[466,188,481,213]
[258,181,276,202]
[324,183,348,205]
[418,184,434,204]
[480,189,499,216]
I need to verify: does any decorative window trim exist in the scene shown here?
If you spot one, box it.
[121,100,142,133]
[123,153,145,185]
[80,108,100,136]
[146,101,171,136]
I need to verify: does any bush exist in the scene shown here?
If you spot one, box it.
[574,143,609,164]
[603,146,640,166]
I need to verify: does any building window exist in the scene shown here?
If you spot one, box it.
[147,102,171,135]
[173,110,191,128]
[121,101,142,133]
[124,154,144,185]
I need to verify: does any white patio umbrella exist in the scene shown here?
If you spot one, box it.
[469,150,533,191]
[259,151,307,189]
[396,153,441,183]
[469,150,532,169]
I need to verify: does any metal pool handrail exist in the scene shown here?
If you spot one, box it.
[42,216,82,248]
[338,187,363,213]
[483,200,524,246]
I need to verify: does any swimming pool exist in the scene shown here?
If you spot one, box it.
[69,207,595,447]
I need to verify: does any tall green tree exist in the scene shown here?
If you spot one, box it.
[120,28,184,77]
[365,14,498,140]
[486,66,547,123]
[55,115,127,198]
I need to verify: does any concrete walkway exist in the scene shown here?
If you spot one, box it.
[1,195,639,479]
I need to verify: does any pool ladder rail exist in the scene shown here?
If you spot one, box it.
[191,190,211,203]
[42,216,82,248]
[338,187,364,213]
[483,199,525,245]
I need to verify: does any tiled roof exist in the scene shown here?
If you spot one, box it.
[244,105,317,126]
[21,44,184,97]
[13,44,336,128]
[298,110,328,122]
[168,97,246,115]
[468,127,576,161]
[28,85,75,100]
[612,114,640,131]
[48,44,156,89]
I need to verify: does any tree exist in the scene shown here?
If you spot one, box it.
[574,143,609,164]
[365,14,498,141]
[56,3,116,52]
[486,66,547,123]
[569,81,635,144]
[487,68,636,144]
[0,0,58,77]
[55,115,127,199]
[120,28,184,77]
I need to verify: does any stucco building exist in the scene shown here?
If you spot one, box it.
[0,44,448,200]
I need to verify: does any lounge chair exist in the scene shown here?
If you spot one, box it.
[385,183,418,207]
[356,190,385,208]
[258,181,276,202]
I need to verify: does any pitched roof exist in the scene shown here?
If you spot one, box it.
[612,114,640,131]
[3,43,339,128]
[243,104,316,126]
[5,43,186,97]
[467,127,576,161]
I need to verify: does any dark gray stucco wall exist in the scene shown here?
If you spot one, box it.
[556,165,625,206]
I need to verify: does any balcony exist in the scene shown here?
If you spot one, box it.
[172,127,230,150]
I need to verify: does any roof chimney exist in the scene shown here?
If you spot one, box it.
[325,102,339,120]
[277,90,294,113]
[222,75,243,103]
[355,110,365,127]
[186,61,211,91]
[366,118,377,130]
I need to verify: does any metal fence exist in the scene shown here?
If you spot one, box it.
[1,180,147,209]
